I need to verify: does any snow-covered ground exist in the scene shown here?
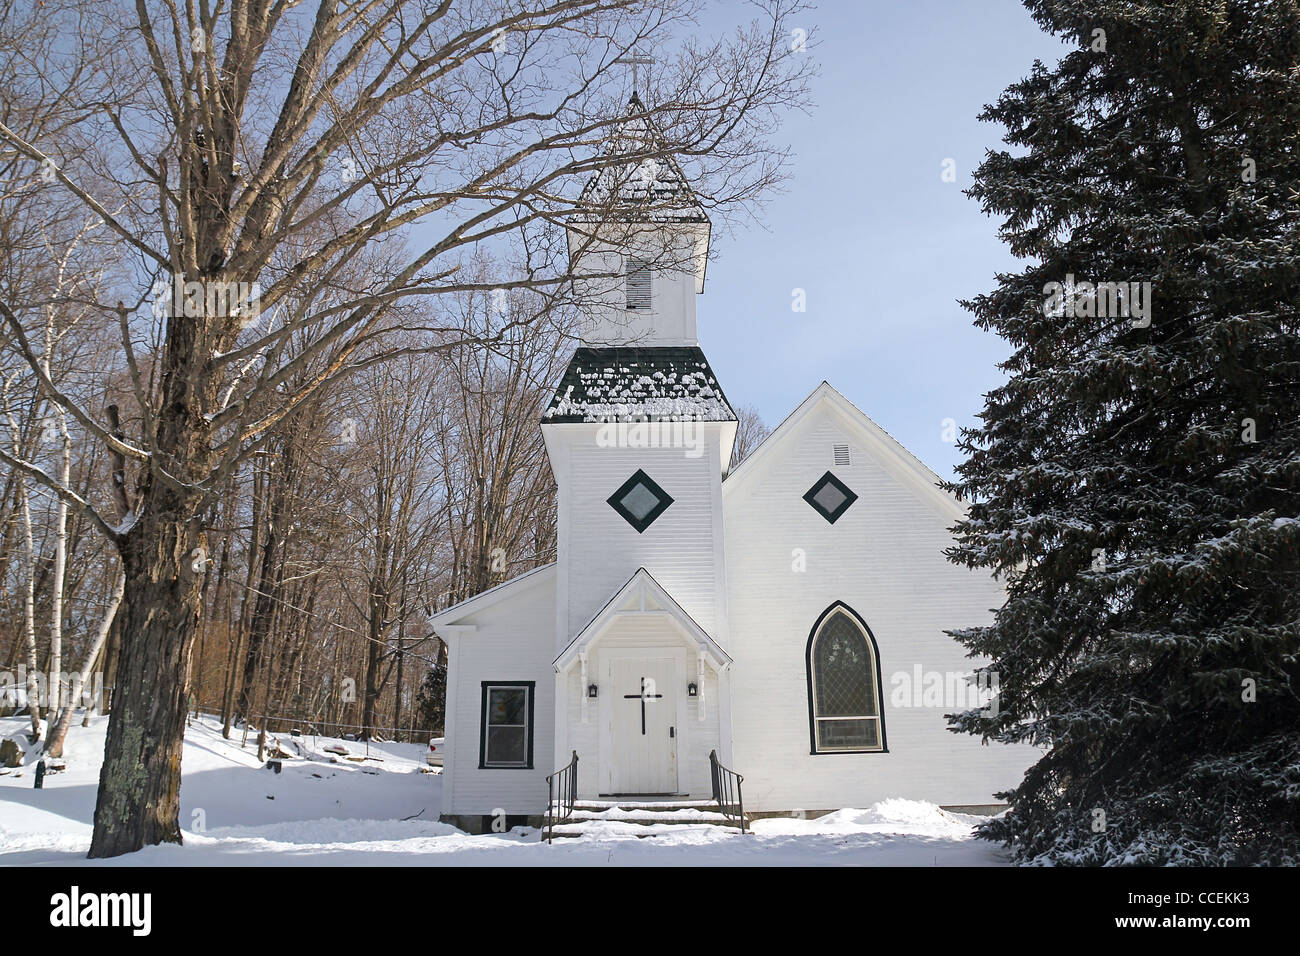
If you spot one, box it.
[0,714,1007,865]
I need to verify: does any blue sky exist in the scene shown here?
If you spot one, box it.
[693,1,1065,480]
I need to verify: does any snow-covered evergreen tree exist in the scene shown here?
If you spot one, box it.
[413,664,447,737]
[947,0,1300,865]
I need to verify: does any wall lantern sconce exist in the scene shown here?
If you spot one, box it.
[687,682,698,697]
[587,684,599,699]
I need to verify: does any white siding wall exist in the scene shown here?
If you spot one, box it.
[573,238,699,346]
[723,401,1038,810]
[561,666,597,791]
[440,570,556,817]
[444,388,1036,819]
[552,425,729,650]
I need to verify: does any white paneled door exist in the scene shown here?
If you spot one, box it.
[610,657,678,794]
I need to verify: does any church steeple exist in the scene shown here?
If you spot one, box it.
[566,95,712,348]
[543,91,736,654]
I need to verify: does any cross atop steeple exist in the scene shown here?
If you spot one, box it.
[614,47,655,100]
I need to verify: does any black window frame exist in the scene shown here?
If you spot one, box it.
[805,602,888,755]
[607,469,674,533]
[478,680,535,769]
[803,470,859,524]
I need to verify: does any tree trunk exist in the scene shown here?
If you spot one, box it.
[198,526,230,717]
[237,441,293,719]
[89,322,213,856]
[47,413,70,718]
[220,623,242,738]
[98,404,131,718]
[362,599,383,740]
[47,567,125,758]
[393,633,405,742]
[99,608,121,716]
[17,481,41,740]
[238,544,281,722]
[88,506,205,857]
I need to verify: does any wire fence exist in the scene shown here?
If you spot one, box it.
[250,711,438,744]
[186,705,440,763]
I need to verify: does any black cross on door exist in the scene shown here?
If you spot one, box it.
[622,676,664,735]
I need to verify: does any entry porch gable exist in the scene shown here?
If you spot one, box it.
[552,568,733,798]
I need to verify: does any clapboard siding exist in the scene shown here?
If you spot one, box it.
[556,425,729,648]
[440,568,556,817]
[439,384,1038,820]
[575,250,699,346]
[723,397,1039,810]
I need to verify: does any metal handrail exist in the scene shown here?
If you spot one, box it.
[544,750,578,844]
[709,749,747,833]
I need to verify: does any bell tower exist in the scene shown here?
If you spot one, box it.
[564,94,712,348]
[543,93,736,649]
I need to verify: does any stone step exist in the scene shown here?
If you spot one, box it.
[571,798,719,811]
[568,807,737,825]
[545,798,749,841]
[548,819,745,839]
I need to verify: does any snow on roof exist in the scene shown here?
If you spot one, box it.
[573,96,710,224]
[543,346,736,423]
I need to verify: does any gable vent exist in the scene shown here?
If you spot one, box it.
[832,443,851,467]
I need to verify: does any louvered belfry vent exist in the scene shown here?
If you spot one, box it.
[833,443,851,466]
[625,259,652,310]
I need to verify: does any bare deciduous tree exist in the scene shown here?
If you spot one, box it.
[729,401,770,469]
[0,0,810,858]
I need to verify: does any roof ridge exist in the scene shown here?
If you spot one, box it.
[722,382,964,519]
[428,562,557,624]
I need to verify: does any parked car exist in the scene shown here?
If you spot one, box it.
[425,737,445,767]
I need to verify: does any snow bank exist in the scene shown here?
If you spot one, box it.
[751,799,987,837]
[0,715,1005,866]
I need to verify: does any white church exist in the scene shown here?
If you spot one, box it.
[431,99,1037,833]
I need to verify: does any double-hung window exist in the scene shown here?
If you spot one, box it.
[479,682,534,768]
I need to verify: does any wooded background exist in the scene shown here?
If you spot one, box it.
[0,240,771,745]
[0,0,802,856]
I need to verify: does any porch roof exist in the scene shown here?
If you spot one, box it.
[554,567,732,672]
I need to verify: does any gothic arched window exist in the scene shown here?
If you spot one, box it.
[806,604,886,753]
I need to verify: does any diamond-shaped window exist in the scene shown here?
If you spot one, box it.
[803,471,858,524]
[608,469,673,533]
